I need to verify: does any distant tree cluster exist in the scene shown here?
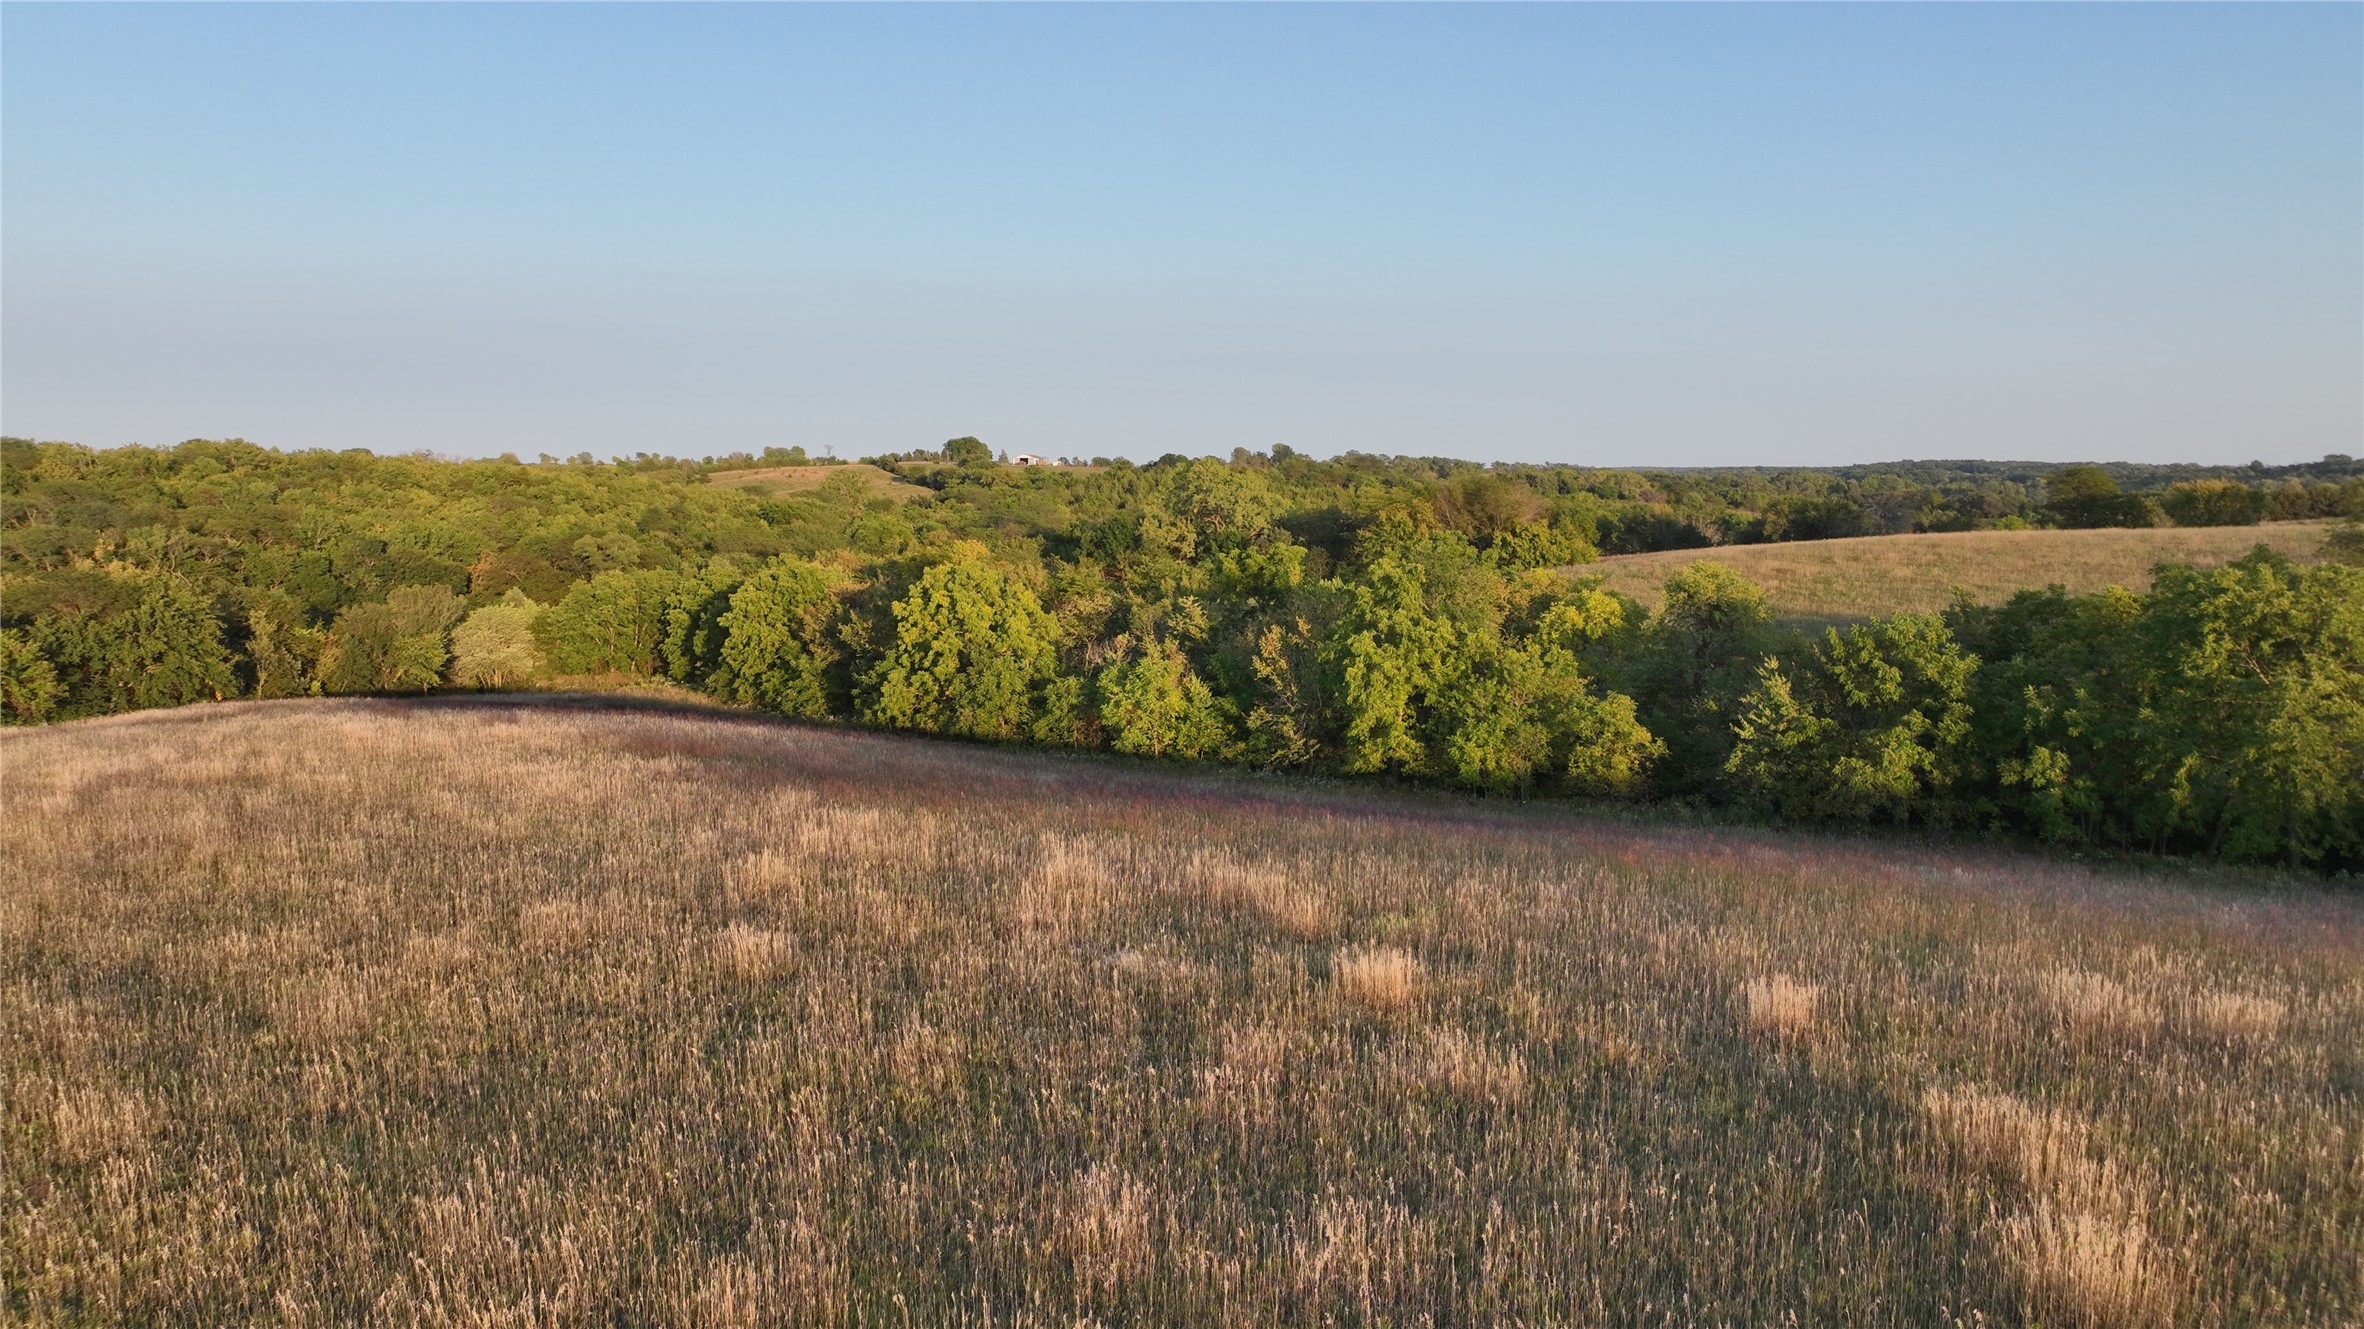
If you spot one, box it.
[6,437,2360,869]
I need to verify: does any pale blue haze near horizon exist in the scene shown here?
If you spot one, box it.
[4,3,2358,466]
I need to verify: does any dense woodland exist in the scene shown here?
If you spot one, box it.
[4,437,2360,870]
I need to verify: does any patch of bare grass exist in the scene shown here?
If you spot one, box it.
[724,848,806,905]
[1331,944,1420,1013]
[1292,1191,1441,1311]
[1740,973,1823,1041]
[1190,849,1337,941]
[1919,1085,2138,1214]
[705,461,928,503]
[713,923,796,980]
[1922,1084,2169,1324]
[41,1083,150,1166]
[1051,1167,1161,1300]
[1398,1026,1527,1102]
[272,967,381,1046]
[1998,1200,2174,1328]
[2185,987,2286,1047]
[2040,968,2163,1041]
[1004,833,1116,937]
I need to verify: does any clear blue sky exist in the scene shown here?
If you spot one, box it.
[4,3,2357,466]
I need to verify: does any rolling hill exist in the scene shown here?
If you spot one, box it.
[705,461,932,502]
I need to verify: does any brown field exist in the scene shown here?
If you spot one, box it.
[5,700,2360,1325]
[1589,521,2337,628]
[706,463,932,502]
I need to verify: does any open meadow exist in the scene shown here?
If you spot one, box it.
[4,700,2360,1325]
[704,464,933,503]
[1588,522,2339,629]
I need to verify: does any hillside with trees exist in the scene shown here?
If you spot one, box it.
[4,437,2360,870]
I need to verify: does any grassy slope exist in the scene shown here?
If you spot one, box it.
[4,701,2358,1325]
[1588,521,2336,628]
[706,462,932,501]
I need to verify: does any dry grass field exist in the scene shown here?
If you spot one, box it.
[4,700,2360,1326]
[1590,522,2337,628]
[706,464,932,502]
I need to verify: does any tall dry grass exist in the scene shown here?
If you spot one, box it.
[3,697,2359,1325]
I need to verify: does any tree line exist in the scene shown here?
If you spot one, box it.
[5,438,2359,871]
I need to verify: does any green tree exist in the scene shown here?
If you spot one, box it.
[660,562,747,685]
[1319,553,1661,794]
[1098,638,1233,759]
[1156,457,1278,558]
[712,558,841,719]
[1314,543,1664,789]
[1206,541,1307,608]
[537,569,679,675]
[1351,500,1447,566]
[2159,479,2268,527]
[2128,551,2363,867]
[846,510,919,557]
[1323,557,1460,774]
[1527,582,1641,670]
[1657,563,1771,671]
[323,585,466,693]
[1,628,59,723]
[1032,674,1099,748]
[572,531,647,572]
[1559,688,1665,797]
[1486,516,1599,572]
[1627,562,1775,795]
[450,591,545,688]
[1727,613,1977,823]
[943,436,993,468]
[1429,637,1561,791]
[1756,494,1873,542]
[1523,589,1664,796]
[243,606,328,699]
[1433,471,1543,546]
[30,571,236,717]
[1240,615,1327,768]
[2045,465,2156,529]
[863,551,1059,740]
[2326,517,2364,566]
[1947,586,2146,845]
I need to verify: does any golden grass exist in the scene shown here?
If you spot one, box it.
[1589,521,2336,628]
[1740,973,1823,1041]
[1920,1085,2137,1213]
[1398,1026,1528,1101]
[1050,1166,1161,1299]
[1998,1201,2174,1328]
[1192,848,1337,941]
[2,698,2358,1324]
[2040,967,2164,1041]
[1007,833,1116,938]
[1330,944,1421,1013]
[1921,1083,2170,1324]
[39,1083,150,1167]
[2186,988,2288,1047]
[713,923,797,980]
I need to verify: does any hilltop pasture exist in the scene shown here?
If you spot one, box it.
[4,700,2358,1325]
[1588,521,2341,630]
[706,462,934,503]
